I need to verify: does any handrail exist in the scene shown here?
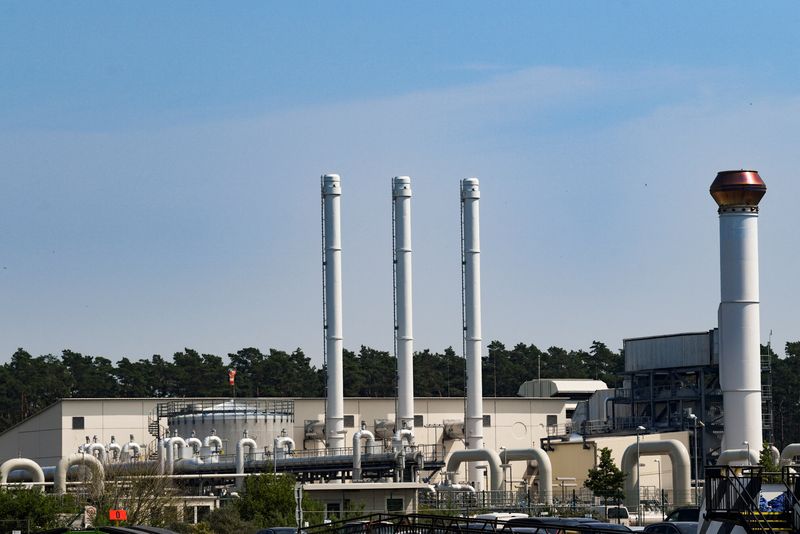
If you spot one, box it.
[781,465,800,532]
[706,465,778,534]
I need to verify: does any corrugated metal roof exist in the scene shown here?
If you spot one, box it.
[517,379,608,398]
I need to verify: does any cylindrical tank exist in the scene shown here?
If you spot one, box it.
[393,176,415,435]
[165,399,294,452]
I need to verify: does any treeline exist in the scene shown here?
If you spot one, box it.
[4,341,799,447]
[0,340,622,433]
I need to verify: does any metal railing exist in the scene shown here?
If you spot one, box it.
[155,398,295,420]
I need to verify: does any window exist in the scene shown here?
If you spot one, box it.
[482,415,491,427]
[72,417,84,429]
[546,415,557,426]
[414,415,424,427]
[386,498,404,513]
[566,409,575,419]
[343,415,355,428]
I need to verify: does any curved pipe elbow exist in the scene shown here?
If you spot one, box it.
[0,458,45,492]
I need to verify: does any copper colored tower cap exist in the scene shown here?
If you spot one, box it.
[710,170,767,207]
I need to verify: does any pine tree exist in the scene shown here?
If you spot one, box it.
[584,447,626,505]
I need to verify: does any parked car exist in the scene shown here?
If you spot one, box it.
[642,522,698,534]
[664,507,699,523]
[256,529,301,534]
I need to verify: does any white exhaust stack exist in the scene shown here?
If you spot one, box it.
[710,170,767,457]
[461,177,484,488]
[393,176,415,437]
[322,174,345,450]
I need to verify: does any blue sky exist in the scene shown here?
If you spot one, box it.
[2,2,799,364]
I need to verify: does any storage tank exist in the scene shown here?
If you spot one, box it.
[161,399,294,451]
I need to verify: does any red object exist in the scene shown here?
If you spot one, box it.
[228,369,237,385]
[109,509,127,521]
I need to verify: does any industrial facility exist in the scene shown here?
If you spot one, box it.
[1,170,798,533]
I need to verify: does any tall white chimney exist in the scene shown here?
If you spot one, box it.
[461,177,484,487]
[710,170,767,455]
[393,176,415,435]
[322,174,344,450]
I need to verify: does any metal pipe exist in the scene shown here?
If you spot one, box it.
[0,458,45,492]
[121,439,141,462]
[717,448,759,466]
[88,443,106,463]
[274,436,296,460]
[445,448,504,491]
[780,443,800,465]
[55,453,105,496]
[710,170,767,452]
[235,436,257,490]
[187,437,203,455]
[621,439,692,507]
[499,448,553,505]
[393,176,415,437]
[107,436,121,462]
[165,437,187,475]
[322,173,345,451]
[352,423,376,481]
[461,177,484,489]
[203,433,223,453]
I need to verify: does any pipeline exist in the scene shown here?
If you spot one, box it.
[0,458,45,491]
[353,423,376,481]
[621,439,691,507]
[445,448,504,491]
[235,435,257,490]
[55,453,105,496]
[499,448,553,505]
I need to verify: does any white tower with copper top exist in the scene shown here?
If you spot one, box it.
[710,170,767,456]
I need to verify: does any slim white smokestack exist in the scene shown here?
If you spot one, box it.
[393,176,414,436]
[710,170,767,457]
[461,177,484,488]
[322,174,344,450]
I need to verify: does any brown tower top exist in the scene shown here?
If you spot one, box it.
[710,170,767,207]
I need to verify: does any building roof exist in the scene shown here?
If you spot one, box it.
[517,379,608,398]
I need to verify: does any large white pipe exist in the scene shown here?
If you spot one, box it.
[55,453,105,496]
[120,440,140,462]
[710,170,766,452]
[187,437,203,455]
[621,439,692,507]
[780,443,800,465]
[352,424,376,481]
[322,173,345,451]
[446,448,504,491]
[274,436,295,460]
[393,176,415,436]
[107,436,121,462]
[235,436,257,490]
[717,448,759,466]
[165,437,187,475]
[499,448,553,505]
[88,443,106,464]
[461,177,484,489]
[203,433,223,452]
[0,459,45,491]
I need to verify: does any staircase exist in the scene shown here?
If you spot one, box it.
[704,465,798,534]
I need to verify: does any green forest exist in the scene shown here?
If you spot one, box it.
[1,340,799,447]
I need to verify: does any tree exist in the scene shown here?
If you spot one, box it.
[0,489,75,530]
[584,447,626,505]
[236,473,297,526]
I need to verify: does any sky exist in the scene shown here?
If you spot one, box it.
[2,2,799,366]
